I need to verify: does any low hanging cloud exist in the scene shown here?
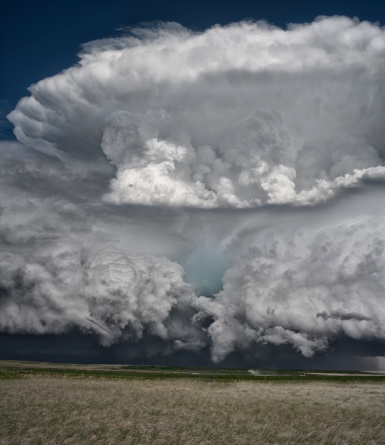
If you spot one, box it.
[2,140,385,364]
[8,16,385,208]
[0,243,205,352]
[3,16,385,366]
[196,214,385,362]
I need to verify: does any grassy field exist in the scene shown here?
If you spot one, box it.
[1,362,385,444]
[1,360,385,382]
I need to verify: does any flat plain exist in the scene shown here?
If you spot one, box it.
[1,361,384,444]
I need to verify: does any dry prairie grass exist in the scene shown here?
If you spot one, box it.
[0,376,384,445]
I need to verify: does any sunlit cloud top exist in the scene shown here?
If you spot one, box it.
[8,16,385,208]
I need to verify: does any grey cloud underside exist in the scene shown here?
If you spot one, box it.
[8,17,385,208]
[316,310,372,321]
[2,17,385,365]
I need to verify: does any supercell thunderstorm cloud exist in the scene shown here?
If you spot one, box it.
[2,16,385,367]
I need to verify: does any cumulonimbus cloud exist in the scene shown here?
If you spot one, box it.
[3,17,385,366]
[8,16,385,208]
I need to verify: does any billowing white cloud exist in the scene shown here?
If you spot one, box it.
[8,17,385,208]
[0,243,205,351]
[196,214,385,362]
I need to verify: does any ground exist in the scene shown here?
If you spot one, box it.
[0,362,384,444]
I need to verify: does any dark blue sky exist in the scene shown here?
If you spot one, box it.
[1,0,385,139]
